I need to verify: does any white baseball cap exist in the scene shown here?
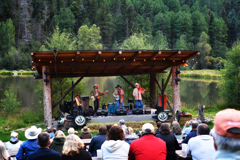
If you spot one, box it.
[11,132,18,137]
[142,123,154,134]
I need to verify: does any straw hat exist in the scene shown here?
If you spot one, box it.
[81,126,90,133]
[25,126,42,140]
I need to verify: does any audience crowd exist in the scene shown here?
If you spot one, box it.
[1,108,240,160]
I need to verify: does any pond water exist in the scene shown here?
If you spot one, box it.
[0,76,222,109]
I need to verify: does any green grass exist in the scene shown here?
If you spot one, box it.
[181,70,221,79]
[0,70,12,75]
[17,70,36,75]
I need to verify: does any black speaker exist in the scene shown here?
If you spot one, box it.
[64,101,72,113]
[132,108,143,114]
[115,108,127,115]
[96,109,108,116]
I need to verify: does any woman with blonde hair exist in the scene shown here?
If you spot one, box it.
[49,130,66,154]
[124,127,138,145]
[0,140,10,160]
[62,134,92,160]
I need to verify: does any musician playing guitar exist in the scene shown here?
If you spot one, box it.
[113,85,124,109]
[91,84,108,116]
[74,93,82,114]
[133,83,146,108]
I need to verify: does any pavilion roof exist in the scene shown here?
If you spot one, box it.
[30,50,200,78]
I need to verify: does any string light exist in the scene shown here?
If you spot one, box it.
[144,59,146,61]
[103,59,105,62]
[72,59,74,61]
[123,58,125,60]
[158,51,161,54]
[82,58,84,60]
[38,59,41,62]
[50,61,52,63]
[61,61,63,63]
[113,58,116,60]
[93,60,95,62]
[77,51,80,54]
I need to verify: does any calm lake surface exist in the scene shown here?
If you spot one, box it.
[0,76,222,109]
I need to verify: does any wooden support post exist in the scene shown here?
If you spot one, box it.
[52,77,84,109]
[163,68,172,92]
[172,66,181,114]
[150,73,156,107]
[42,66,52,127]
[155,77,174,114]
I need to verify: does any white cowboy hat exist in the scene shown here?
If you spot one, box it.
[25,126,42,140]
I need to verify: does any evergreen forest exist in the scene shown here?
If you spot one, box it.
[0,0,239,70]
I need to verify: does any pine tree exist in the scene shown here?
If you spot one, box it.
[46,0,57,33]
[114,14,125,43]
[0,0,14,21]
[54,8,75,33]
[88,0,98,24]
[227,9,237,47]
[174,35,188,50]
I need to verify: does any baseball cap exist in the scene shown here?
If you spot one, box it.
[118,119,125,125]
[142,123,154,134]
[11,132,18,137]
[214,109,240,138]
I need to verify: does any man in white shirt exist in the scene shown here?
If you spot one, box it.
[186,123,215,160]
[133,83,145,108]
[5,132,22,151]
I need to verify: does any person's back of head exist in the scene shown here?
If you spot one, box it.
[125,127,134,135]
[68,127,75,135]
[171,121,182,135]
[0,140,10,160]
[74,131,78,136]
[106,124,112,133]
[159,123,170,135]
[52,128,57,134]
[99,126,107,135]
[47,129,53,133]
[107,126,125,140]
[197,124,210,135]
[191,120,199,130]
[142,123,154,135]
[157,122,162,129]
[118,119,125,126]
[37,132,50,148]
[62,134,84,156]
[54,130,66,139]
[213,109,240,152]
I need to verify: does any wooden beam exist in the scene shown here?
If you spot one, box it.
[163,68,172,92]
[32,60,185,67]
[54,51,58,76]
[145,65,157,72]
[148,51,161,60]
[30,52,35,61]
[155,77,174,114]
[120,76,147,101]
[52,77,84,109]
[113,51,122,60]
[118,66,125,73]
[166,51,181,60]
[94,51,102,61]
[102,66,109,73]
[131,51,142,60]
[42,66,52,127]
[71,51,80,73]
[132,66,141,72]
[87,66,93,73]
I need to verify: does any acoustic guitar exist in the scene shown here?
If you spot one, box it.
[91,90,109,101]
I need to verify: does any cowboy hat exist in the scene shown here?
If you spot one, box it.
[25,126,42,140]
[115,84,122,88]
[81,126,90,133]
[93,84,99,88]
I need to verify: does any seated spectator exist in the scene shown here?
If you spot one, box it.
[171,121,182,140]
[27,132,61,160]
[213,109,240,160]
[16,126,42,160]
[135,130,142,138]
[5,131,23,151]
[47,129,54,139]
[182,120,199,144]
[182,120,193,138]
[106,124,112,133]
[74,131,78,136]
[101,126,130,160]
[124,127,138,145]
[186,123,215,160]
[89,126,107,157]
[155,121,162,135]
[62,134,92,160]
[52,128,57,134]
[67,128,75,137]
[49,130,66,154]
[80,126,92,139]
[0,140,11,160]
[156,123,180,160]
[118,119,127,134]
[129,123,166,160]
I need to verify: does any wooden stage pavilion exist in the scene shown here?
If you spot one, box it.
[30,50,200,127]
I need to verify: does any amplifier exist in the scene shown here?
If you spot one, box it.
[115,108,127,115]
[132,108,143,114]
[96,109,108,116]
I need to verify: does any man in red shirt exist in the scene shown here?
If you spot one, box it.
[128,123,167,160]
